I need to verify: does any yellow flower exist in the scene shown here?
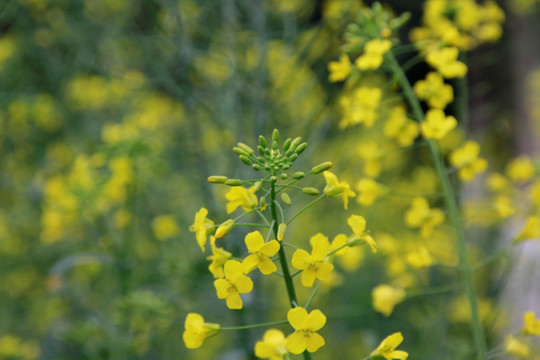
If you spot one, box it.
[514,216,540,243]
[449,141,488,181]
[372,284,406,317]
[328,54,351,82]
[414,72,454,109]
[331,233,365,271]
[182,313,220,349]
[323,171,356,209]
[404,197,445,237]
[285,307,326,354]
[383,107,420,147]
[347,214,378,253]
[355,39,392,70]
[291,233,334,287]
[356,178,383,207]
[505,335,529,358]
[486,172,511,193]
[189,208,214,252]
[421,109,457,140]
[339,87,382,128]
[152,215,180,241]
[371,332,408,360]
[523,311,540,336]
[214,260,253,309]
[254,329,288,360]
[357,141,382,178]
[494,195,515,219]
[207,236,232,278]
[406,247,435,268]
[225,186,258,214]
[426,47,468,78]
[242,231,280,275]
[506,156,535,184]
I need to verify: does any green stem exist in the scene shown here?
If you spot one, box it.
[305,281,322,309]
[405,283,463,298]
[388,53,488,360]
[221,320,288,331]
[270,180,312,360]
[286,194,326,225]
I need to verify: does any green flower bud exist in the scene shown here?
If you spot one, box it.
[272,140,279,150]
[303,187,321,195]
[233,147,249,157]
[259,135,268,149]
[252,164,262,171]
[239,155,252,166]
[281,193,291,206]
[289,154,298,162]
[290,137,302,151]
[292,172,305,179]
[257,146,266,156]
[283,138,292,152]
[282,163,291,170]
[225,179,243,186]
[237,143,254,155]
[280,173,288,180]
[207,175,228,184]
[259,197,267,210]
[215,219,235,239]
[270,176,278,182]
[312,161,333,174]
[294,143,307,155]
[254,181,263,192]
[272,129,280,144]
[277,223,287,241]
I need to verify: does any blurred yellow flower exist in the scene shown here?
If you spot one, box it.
[214,260,253,309]
[449,141,488,181]
[404,197,445,237]
[506,156,535,183]
[523,311,540,335]
[182,313,220,349]
[372,284,406,317]
[242,231,280,275]
[406,247,435,268]
[383,107,420,147]
[414,72,454,109]
[152,215,180,241]
[356,178,383,207]
[505,335,529,358]
[254,329,288,360]
[347,214,378,253]
[339,87,382,128]
[421,109,457,140]
[426,47,468,78]
[328,54,351,82]
[285,307,326,354]
[371,332,408,359]
[225,186,258,214]
[323,171,356,209]
[355,39,392,70]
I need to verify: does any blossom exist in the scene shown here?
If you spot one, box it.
[514,216,540,243]
[371,332,408,360]
[255,329,288,360]
[406,247,434,268]
[404,197,444,237]
[449,141,488,181]
[214,260,253,309]
[285,307,326,354]
[372,284,406,316]
[189,207,214,252]
[183,313,220,349]
[152,215,180,241]
[242,231,280,275]
[328,54,351,82]
[506,156,535,184]
[426,47,468,78]
[356,178,383,206]
[207,236,232,278]
[414,72,454,109]
[523,311,540,335]
[323,171,356,209]
[347,214,378,253]
[505,335,529,357]
[421,109,457,140]
[331,234,364,271]
[225,186,258,214]
[291,233,334,287]
[339,87,382,128]
[355,39,392,70]
[383,107,419,147]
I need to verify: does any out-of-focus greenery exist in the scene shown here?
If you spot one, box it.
[1,0,540,359]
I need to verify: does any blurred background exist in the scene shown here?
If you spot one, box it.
[1,0,540,359]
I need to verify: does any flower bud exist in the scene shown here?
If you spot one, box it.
[281,193,291,206]
[272,140,279,150]
[237,143,254,155]
[259,197,267,210]
[292,172,305,179]
[280,173,288,180]
[272,129,280,144]
[257,145,265,156]
[239,155,252,166]
[208,176,227,184]
[277,223,287,241]
[270,176,277,182]
[252,164,262,171]
[283,138,292,152]
[303,187,321,195]
[294,143,307,155]
[282,163,290,170]
[259,135,268,149]
[289,137,302,151]
[215,219,235,239]
[225,179,243,186]
[289,154,298,162]
[233,147,249,157]
[254,181,263,192]
[312,162,333,174]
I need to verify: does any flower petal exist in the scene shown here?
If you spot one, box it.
[224,259,243,278]
[301,269,317,287]
[348,215,366,236]
[245,231,264,253]
[291,249,311,270]
[234,274,253,293]
[306,331,325,353]
[315,262,334,282]
[287,307,308,330]
[225,292,243,309]
[306,309,326,331]
[260,240,280,256]
[258,257,277,275]
[286,331,307,354]
[242,254,259,274]
[214,279,230,299]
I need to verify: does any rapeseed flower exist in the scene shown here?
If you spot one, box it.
[225,186,258,213]
[406,247,435,268]
[449,141,488,181]
[426,47,467,78]
[372,284,406,316]
[355,39,392,70]
[404,197,445,237]
[371,332,408,360]
[506,156,535,184]
[328,54,351,82]
[183,313,220,349]
[347,214,378,253]
[414,72,454,109]
[254,329,288,360]
[189,207,214,252]
[214,260,253,309]
[207,236,231,278]
[421,109,457,140]
[242,231,280,275]
[323,171,356,209]
[356,178,383,206]
[291,233,334,287]
[523,311,540,336]
[285,307,326,354]
[152,215,180,241]
[383,107,420,147]
[505,335,529,357]
[339,87,382,128]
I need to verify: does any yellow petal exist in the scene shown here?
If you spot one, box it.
[306,309,326,331]
[224,259,243,279]
[242,254,259,274]
[234,274,253,293]
[286,331,307,354]
[311,240,330,262]
[214,279,230,299]
[258,257,277,275]
[306,332,325,353]
[245,231,264,253]
[348,215,366,236]
[316,262,334,282]
[291,249,311,270]
[301,268,317,287]
[287,307,308,330]
[225,292,243,309]
[260,240,280,256]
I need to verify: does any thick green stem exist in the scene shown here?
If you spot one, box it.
[388,53,488,360]
[270,180,312,360]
